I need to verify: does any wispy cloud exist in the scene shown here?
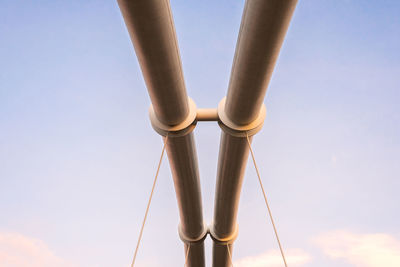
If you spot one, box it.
[234,248,312,267]
[0,232,76,267]
[314,230,400,267]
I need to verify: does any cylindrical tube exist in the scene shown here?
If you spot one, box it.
[212,1,297,266]
[196,108,219,121]
[225,0,297,125]
[165,134,205,239]
[118,0,189,125]
[213,133,252,238]
[165,133,205,267]
[117,1,206,266]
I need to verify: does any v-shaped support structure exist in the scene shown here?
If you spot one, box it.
[117,1,297,266]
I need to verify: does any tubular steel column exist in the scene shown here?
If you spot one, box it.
[118,0,188,125]
[117,1,206,266]
[211,1,298,266]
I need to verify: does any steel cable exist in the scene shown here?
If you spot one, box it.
[184,243,191,267]
[246,132,288,267]
[227,244,234,267]
[130,135,169,267]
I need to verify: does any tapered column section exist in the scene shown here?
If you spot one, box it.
[212,133,252,266]
[165,134,205,267]
[212,1,297,266]
[225,0,297,125]
[118,0,188,125]
[117,1,205,266]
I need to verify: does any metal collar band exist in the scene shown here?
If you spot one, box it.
[178,223,209,245]
[218,97,266,138]
[149,96,266,138]
[208,224,239,245]
[149,97,197,137]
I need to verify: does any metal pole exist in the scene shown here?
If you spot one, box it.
[225,0,298,125]
[212,1,297,266]
[196,108,218,121]
[165,134,206,267]
[118,0,188,125]
[117,1,206,266]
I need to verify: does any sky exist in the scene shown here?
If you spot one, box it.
[1,0,399,266]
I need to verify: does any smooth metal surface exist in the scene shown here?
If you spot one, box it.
[213,243,234,267]
[212,134,251,267]
[225,0,298,125]
[213,134,252,238]
[118,0,188,125]
[184,242,205,267]
[165,134,205,267]
[117,1,205,266]
[164,134,204,238]
[212,1,297,266]
[196,108,218,121]
[149,98,197,137]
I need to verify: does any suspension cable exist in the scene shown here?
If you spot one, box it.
[246,132,288,267]
[130,135,169,267]
[184,243,191,267]
[227,244,234,267]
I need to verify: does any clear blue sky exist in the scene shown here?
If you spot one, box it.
[1,1,399,266]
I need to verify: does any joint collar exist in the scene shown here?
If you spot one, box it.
[217,97,266,138]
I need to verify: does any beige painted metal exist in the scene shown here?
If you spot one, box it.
[212,0,298,266]
[225,0,298,125]
[196,108,218,121]
[118,0,188,125]
[164,134,206,267]
[149,98,197,137]
[117,1,206,266]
